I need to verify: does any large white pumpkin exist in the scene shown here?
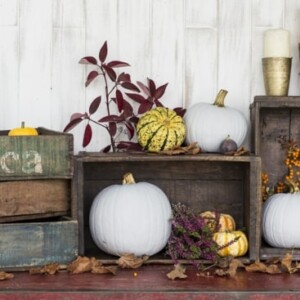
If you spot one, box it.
[184,90,248,152]
[262,191,300,248]
[89,173,172,257]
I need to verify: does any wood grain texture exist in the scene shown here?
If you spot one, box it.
[0,0,299,153]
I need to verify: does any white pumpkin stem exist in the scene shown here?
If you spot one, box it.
[213,90,228,107]
[122,173,136,184]
[285,177,299,193]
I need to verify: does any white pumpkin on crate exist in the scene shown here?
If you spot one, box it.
[262,179,300,248]
[184,89,248,152]
[89,173,172,257]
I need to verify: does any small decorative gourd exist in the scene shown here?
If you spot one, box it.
[213,231,248,257]
[184,90,247,152]
[200,211,236,232]
[136,107,186,152]
[8,121,38,136]
[89,173,172,257]
[262,179,300,248]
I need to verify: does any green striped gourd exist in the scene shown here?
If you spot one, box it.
[137,107,186,152]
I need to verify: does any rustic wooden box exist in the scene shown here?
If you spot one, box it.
[0,179,71,223]
[0,127,73,180]
[0,218,78,270]
[250,96,300,260]
[73,152,261,263]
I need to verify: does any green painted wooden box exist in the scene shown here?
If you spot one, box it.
[0,218,78,270]
[0,127,73,180]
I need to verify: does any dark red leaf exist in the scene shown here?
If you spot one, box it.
[116,142,143,151]
[101,145,111,153]
[126,93,147,104]
[137,81,151,96]
[89,96,101,115]
[98,115,121,123]
[118,72,131,83]
[154,83,168,100]
[70,113,86,121]
[121,82,140,92]
[83,123,92,147]
[109,122,117,136]
[154,99,164,107]
[122,99,134,118]
[79,56,97,65]
[148,78,156,96]
[129,116,140,124]
[107,61,130,68]
[85,71,100,87]
[102,64,117,82]
[173,107,187,117]
[99,41,108,63]
[138,101,153,114]
[116,90,124,113]
[124,121,135,140]
[63,117,84,132]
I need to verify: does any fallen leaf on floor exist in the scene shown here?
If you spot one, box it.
[245,261,282,274]
[0,272,14,280]
[117,253,149,269]
[281,252,298,274]
[67,256,93,274]
[167,264,188,280]
[215,258,245,277]
[91,258,117,275]
[29,263,61,275]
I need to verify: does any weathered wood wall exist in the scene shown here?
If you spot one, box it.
[0,0,299,152]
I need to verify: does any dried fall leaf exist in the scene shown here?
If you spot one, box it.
[281,252,298,274]
[215,258,244,277]
[67,256,93,274]
[167,264,187,280]
[0,272,14,280]
[160,142,201,156]
[117,253,149,269]
[245,261,282,274]
[90,257,117,275]
[29,263,61,275]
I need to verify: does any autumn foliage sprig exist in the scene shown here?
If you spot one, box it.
[166,203,220,269]
[63,41,185,152]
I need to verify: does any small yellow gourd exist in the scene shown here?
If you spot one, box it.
[8,122,38,136]
[213,231,248,257]
[200,211,236,232]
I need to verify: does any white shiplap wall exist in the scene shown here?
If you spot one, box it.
[0,0,300,152]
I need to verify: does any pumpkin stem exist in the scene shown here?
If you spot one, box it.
[21,121,25,128]
[122,173,136,184]
[285,177,299,193]
[213,90,228,107]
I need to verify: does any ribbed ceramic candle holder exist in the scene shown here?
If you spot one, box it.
[262,57,292,96]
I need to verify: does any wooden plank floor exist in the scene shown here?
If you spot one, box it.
[1,265,300,299]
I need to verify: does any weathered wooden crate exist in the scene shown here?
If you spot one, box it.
[250,96,300,260]
[0,127,73,180]
[0,218,78,270]
[0,179,71,223]
[73,152,261,263]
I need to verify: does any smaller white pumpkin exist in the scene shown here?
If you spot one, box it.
[184,90,248,152]
[89,173,172,257]
[262,180,300,248]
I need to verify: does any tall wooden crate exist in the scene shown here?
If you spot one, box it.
[73,152,261,263]
[0,128,78,269]
[250,96,300,260]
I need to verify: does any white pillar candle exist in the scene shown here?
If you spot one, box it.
[263,29,291,58]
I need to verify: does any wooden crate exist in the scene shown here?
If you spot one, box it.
[0,127,73,180]
[0,218,78,270]
[250,96,300,260]
[73,152,261,263]
[0,179,71,223]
